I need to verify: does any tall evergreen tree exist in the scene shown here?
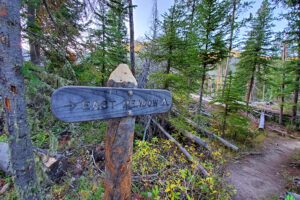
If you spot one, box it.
[276,0,300,126]
[222,0,252,93]
[80,0,128,86]
[153,3,184,90]
[195,0,229,117]
[235,0,274,113]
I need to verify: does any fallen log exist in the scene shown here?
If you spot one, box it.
[184,118,239,151]
[151,119,208,177]
[169,122,209,149]
[289,162,300,168]
[241,152,263,156]
[183,130,209,150]
[259,111,265,129]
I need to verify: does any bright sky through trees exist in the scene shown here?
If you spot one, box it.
[132,0,287,40]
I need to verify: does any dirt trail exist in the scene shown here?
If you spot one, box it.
[225,134,300,200]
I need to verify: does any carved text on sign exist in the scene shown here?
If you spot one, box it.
[51,86,172,122]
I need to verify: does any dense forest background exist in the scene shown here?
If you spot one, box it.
[0,0,299,199]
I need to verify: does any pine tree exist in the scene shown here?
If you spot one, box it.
[277,0,300,126]
[213,71,246,137]
[152,3,184,90]
[222,0,252,93]
[81,0,129,86]
[195,0,229,117]
[235,0,274,114]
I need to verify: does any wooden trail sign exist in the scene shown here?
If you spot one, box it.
[50,64,172,200]
[51,87,171,122]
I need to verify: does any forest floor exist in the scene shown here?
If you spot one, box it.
[225,123,300,200]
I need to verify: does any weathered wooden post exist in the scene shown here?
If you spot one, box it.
[104,64,136,199]
[51,64,172,199]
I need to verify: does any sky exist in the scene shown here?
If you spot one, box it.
[131,0,288,41]
[132,0,173,40]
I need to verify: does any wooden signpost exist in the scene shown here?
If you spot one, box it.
[50,64,172,200]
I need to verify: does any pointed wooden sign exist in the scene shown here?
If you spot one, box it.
[51,87,172,122]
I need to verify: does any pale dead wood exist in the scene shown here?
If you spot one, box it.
[132,173,159,180]
[152,119,208,177]
[259,111,265,129]
[184,118,239,151]
[241,152,263,156]
[108,64,137,86]
[0,183,10,195]
[169,121,209,149]
[143,115,152,141]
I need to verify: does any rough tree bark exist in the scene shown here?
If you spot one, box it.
[128,0,135,77]
[27,0,41,65]
[279,43,286,125]
[292,70,299,126]
[0,0,40,199]
[198,64,207,117]
[245,65,256,115]
[222,0,236,93]
[104,64,137,200]
[291,40,300,126]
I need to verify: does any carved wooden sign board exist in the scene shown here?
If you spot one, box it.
[51,86,172,122]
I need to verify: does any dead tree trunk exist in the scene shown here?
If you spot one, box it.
[279,43,286,125]
[0,1,40,199]
[292,69,299,126]
[184,118,238,151]
[152,119,208,177]
[137,0,158,88]
[245,65,256,115]
[198,64,207,117]
[104,64,137,200]
[259,111,265,129]
[27,0,41,65]
[222,0,236,93]
[128,0,135,77]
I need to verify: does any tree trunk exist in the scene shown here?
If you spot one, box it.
[250,73,257,102]
[222,0,236,93]
[164,47,172,89]
[291,40,300,126]
[198,64,207,116]
[292,71,299,126]
[279,43,286,125]
[101,15,106,86]
[128,0,135,77]
[27,1,41,65]
[262,77,266,101]
[0,1,40,199]
[222,79,232,136]
[245,66,256,115]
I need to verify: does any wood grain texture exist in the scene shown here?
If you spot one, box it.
[51,86,172,122]
[105,64,136,200]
